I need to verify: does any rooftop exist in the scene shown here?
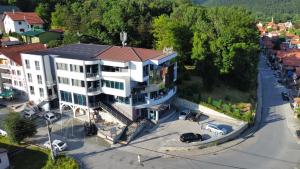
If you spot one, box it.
[4,12,44,24]
[96,46,165,62]
[0,43,46,65]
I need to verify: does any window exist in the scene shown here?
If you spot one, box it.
[39,88,44,97]
[25,60,30,69]
[101,80,124,90]
[14,80,17,86]
[11,70,15,75]
[19,28,24,32]
[56,63,68,71]
[17,70,21,75]
[60,90,72,103]
[19,81,22,86]
[37,75,42,84]
[71,79,85,87]
[70,64,83,73]
[35,61,40,70]
[27,73,32,82]
[30,86,34,95]
[18,21,22,25]
[58,76,69,85]
[73,93,86,106]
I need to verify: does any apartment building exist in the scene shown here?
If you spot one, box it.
[0,43,46,97]
[21,43,177,124]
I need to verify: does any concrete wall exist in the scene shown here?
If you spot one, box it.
[174,98,243,125]
[129,61,143,82]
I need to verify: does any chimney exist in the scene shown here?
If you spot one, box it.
[12,9,15,14]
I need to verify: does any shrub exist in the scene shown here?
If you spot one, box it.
[207,97,212,104]
[3,112,37,143]
[47,40,62,48]
[43,155,79,169]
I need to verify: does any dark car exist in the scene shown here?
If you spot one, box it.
[186,112,202,122]
[180,133,202,143]
[84,122,98,136]
[281,92,289,101]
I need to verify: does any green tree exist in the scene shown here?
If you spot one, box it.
[3,112,37,144]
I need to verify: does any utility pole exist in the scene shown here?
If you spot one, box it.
[46,120,55,160]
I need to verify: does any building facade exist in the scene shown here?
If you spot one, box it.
[22,44,177,124]
[3,12,44,34]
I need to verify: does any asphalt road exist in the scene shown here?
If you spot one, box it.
[68,54,300,169]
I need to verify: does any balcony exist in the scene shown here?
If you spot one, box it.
[134,87,177,108]
[0,64,10,69]
[87,86,101,93]
[1,73,11,79]
[86,73,99,78]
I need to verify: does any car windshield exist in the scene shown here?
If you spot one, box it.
[57,142,64,147]
[50,116,55,119]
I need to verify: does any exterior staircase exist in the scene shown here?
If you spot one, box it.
[99,101,132,125]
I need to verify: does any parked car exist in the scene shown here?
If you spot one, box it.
[205,123,227,135]
[281,92,290,101]
[186,112,202,122]
[179,109,190,120]
[44,139,67,151]
[180,133,202,143]
[44,112,58,123]
[0,129,7,136]
[84,122,98,136]
[23,109,37,119]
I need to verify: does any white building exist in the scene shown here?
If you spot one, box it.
[22,44,177,124]
[0,148,9,169]
[0,43,46,97]
[2,12,44,34]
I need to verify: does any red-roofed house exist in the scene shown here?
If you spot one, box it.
[2,12,44,34]
[0,43,46,95]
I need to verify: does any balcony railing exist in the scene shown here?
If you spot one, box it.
[0,64,10,69]
[86,73,99,78]
[87,87,100,92]
[88,102,101,108]
[1,73,11,79]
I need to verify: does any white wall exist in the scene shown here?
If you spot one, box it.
[129,61,143,82]
[21,53,48,104]
[10,61,27,92]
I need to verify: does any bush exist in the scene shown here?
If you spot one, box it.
[43,155,79,169]
[3,112,37,143]
[47,40,62,48]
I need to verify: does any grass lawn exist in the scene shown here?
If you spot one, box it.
[0,137,49,169]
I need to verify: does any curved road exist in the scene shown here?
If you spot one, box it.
[70,54,300,169]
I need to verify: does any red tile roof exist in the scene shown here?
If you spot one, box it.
[97,46,165,62]
[276,49,300,67]
[4,12,44,24]
[0,43,46,65]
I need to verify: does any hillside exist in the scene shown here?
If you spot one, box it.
[194,0,300,22]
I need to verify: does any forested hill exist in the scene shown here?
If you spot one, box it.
[194,0,300,22]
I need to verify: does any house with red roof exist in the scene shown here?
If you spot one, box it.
[21,43,177,133]
[0,43,46,96]
[2,11,44,34]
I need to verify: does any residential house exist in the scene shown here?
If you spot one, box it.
[0,43,46,98]
[0,5,20,33]
[21,44,177,124]
[289,36,300,49]
[2,12,44,34]
[0,148,9,169]
[21,29,63,44]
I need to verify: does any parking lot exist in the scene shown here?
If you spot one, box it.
[120,110,239,155]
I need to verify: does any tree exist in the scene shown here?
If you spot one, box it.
[3,112,37,143]
[35,3,50,28]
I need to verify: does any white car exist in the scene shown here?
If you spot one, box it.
[179,109,190,120]
[205,123,227,135]
[44,139,67,152]
[23,109,36,119]
[44,112,58,123]
[0,129,7,136]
